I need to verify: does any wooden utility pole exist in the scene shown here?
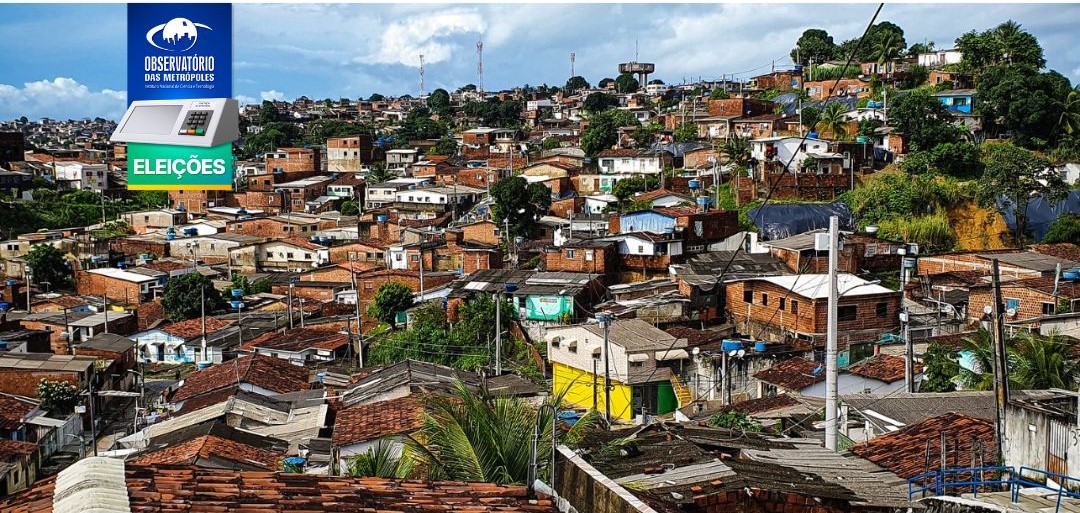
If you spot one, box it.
[990,258,1010,463]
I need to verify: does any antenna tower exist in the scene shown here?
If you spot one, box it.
[419,54,425,97]
[571,52,576,78]
[477,39,484,96]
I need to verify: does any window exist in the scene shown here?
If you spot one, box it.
[568,341,578,354]
[791,300,799,314]
[743,289,753,303]
[265,251,272,258]
[630,360,644,368]
[303,253,311,260]
[592,348,601,360]
[585,250,594,261]
[838,305,857,321]
[638,245,645,254]
[286,252,294,259]
[411,255,419,262]
[761,293,769,306]
[1042,302,1056,316]
[1006,298,1020,311]
[365,282,374,290]
[566,249,576,259]
[779,298,786,311]
[551,337,561,349]
[876,302,888,318]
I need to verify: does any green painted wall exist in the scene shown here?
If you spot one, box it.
[525,295,572,321]
[656,381,677,414]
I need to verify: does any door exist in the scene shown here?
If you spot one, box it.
[1048,419,1069,487]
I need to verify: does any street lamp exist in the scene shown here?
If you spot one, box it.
[595,312,613,428]
[24,269,32,313]
[287,278,298,329]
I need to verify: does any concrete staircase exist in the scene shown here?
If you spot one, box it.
[671,374,693,408]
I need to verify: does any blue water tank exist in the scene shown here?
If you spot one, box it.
[230,300,243,309]
[808,132,819,139]
[721,340,744,352]
[376,214,388,224]
[696,196,710,207]
[0,303,10,311]
[196,361,211,370]
[318,236,329,244]
[183,227,198,236]
[1065,270,1080,281]
[504,283,518,293]
[754,341,768,352]
[688,179,701,190]
[166,232,175,240]
[231,288,244,298]
[903,257,917,269]
[5,280,15,287]
[117,261,127,269]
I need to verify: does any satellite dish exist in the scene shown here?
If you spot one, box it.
[1006,308,1017,317]
[728,350,738,357]
[736,350,746,358]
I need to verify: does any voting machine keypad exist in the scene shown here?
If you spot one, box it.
[179,110,214,136]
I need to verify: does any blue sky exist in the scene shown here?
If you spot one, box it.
[2,3,1080,120]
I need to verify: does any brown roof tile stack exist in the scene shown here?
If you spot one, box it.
[849,412,997,479]
[847,354,921,384]
[128,435,283,470]
[161,317,234,339]
[0,466,557,513]
[753,357,824,391]
[171,354,310,403]
[240,327,349,353]
[332,396,425,448]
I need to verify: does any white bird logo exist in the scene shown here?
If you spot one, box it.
[146,17,212,52]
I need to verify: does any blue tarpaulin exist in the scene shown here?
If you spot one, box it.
[997,191,1080,242]
[747,201,855,241]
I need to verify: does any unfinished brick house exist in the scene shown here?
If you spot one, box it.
[725,274,900,359]
[763,230,905,274]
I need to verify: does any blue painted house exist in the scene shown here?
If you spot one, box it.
[933,89,975,114]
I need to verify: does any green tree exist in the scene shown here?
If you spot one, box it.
[258,100,279,124]
[956,20,1045,73]
[801,106,822,132]
[977,142,1067,245]
[1043,214,1080,244]
[348,439,412,478]
[367,281,414,329]
[791,28,837,66]
[541,137,561,150]
[37,379,79,416]
[900,64,930,89]
[565,76,590,93]
[673,122,698,143]
[928,142,984,179]
[430,136,458,156]
[582,92,619,113]
[1054,87,1080,140]
[857,118,883,138]
[977,64,1072,149]
[869,32,905,82]
[339,200,360,216]
[161,272,224,322]
[709,88,729,100]
[229,274,252,295]
[615,73,640,93]
[427,88,452,117]
[1011,332,1080,390]
[887,90,959,151]
[404,380,595,484]
[365,162,392,184]
[612,175,659,204]
[130,191,168,210]
[396,107,448,142]
[580,109,640,156]
[859,21,906,61]
[598,77,616,89]
[721,133,752,175]
[906,41,935,57]
[25,244,70,290]
[818,102,849,140]
[920,344,960,393]
[707,411,762,432]
[490,176,551,238]
[368,93,385,102]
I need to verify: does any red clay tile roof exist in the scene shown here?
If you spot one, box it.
[161,317,234,339]
[129,435,282,470]
[0,394,35,430]
[847,354,921,384]
[634,189,691,203]
[143,260,193,273]
[849,412,997,479]
[280,237,327,251]
[720,394,801,415]
[653,206,703,217]
[596,149,648,158]
[241,327,349,353]
[1030,243,1080,263]
[31,296,89,310]
[332,396,424,448]
[0,439,38,459]
[171,354,310,403]
[753,357,824,391]
[0,466,556,513]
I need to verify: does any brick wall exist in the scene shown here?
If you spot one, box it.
[75,271,144,305]
[137,300,165,331]
[111,238,170,259]
[461,249,500,275]
[271,284,339,302]
[328,243,386,265]
[550,197,584,217]
[544,246,615,276]
[968,286,1059,324]
[0,371,80,398]
[916,254,1043,280]
[708,98,773,118]
[266,149,319,174]
[168,190,226,213]
[691,489,846,513]
[759,172,853,201]
[725,280,900,347]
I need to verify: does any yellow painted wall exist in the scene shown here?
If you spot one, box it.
[553,362,633,421]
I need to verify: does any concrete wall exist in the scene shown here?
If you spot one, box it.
[554,445,660,513]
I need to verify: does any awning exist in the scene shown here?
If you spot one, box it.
[627,353,649,363]
[655,348,690,361]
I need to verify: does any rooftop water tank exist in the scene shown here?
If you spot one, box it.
[754,341,768,352]
[376,214,388,224]
[808,132,819,139]
[230,300,243,309]
[688,179,701,190]
[231,288,244,298]
[721,340,744,352]
[855,136,869,143]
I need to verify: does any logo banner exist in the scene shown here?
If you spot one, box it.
[126,3,234,191]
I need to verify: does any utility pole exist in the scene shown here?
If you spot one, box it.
[990,258,1009,463]
[350,260,363,368]
[494,290,502,375]
[598,313,613,427]
[824,215,840,451]
[900,246,914,392]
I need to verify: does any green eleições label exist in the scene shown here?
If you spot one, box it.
[127,142,233,190]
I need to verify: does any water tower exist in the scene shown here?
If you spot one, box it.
[618,61,656,86]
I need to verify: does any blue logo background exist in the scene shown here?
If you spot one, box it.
[127,3,232,104]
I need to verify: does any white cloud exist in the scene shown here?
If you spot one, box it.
[368,9,486,66]
[0,77,125,120]
[234,94,258,106]
[260,90,286,102]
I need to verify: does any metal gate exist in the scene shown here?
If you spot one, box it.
[1048,419,1069,487]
